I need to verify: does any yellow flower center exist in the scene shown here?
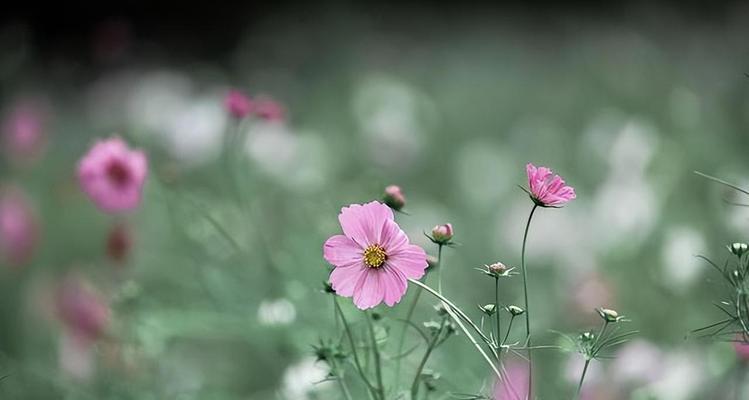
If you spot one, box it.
[363,244,387,268]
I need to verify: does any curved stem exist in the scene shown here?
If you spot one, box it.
[365,311,385,400]
[334,298,379,398]
[575,359,590,399]
[501,315,515,348]
[410,319,446,399]
[520,203,538,395]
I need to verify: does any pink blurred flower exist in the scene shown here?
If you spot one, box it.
[0,187,38,268]
[57,276,110,344]
[77,136,148,213]
[493,358,530,400]
[2,101,48,163]
[383,185,406,211]
[224,89,253,119]
[525,163,576,207]
[323,201,427,310]
[253,97,285,121]
[735,339,749,361]
[430,223,453,244]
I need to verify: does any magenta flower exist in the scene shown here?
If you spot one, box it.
[525,163,576,207]
[253,97,285,121]
[57,276,110,344]
[735,338,749,361]
[77,137,148,213]
[0,187,38,268]
[493,358,530,400]
[224,89,253,119]
[323,201,428,310]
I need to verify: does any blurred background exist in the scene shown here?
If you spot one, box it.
[2,1,749,399]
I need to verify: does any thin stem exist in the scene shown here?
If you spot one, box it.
[437,244,444,294]
[494,277,501,348]
[365,311,385,400]
[520,203,538,396]
[694,171,749,196]
[575,359,590,399]
[411,319,446,399]
[334,298,379,398]
[329,357,354,400]
[501,315,516,348]
[407,278,502,379]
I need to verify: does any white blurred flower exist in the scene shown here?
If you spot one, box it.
[592,176,658,252]
[352,76,434,168]
[564,355,603,385]
[606,119,659,178]
[453,140,515,210]
[164,96,227,166]
[126,70,193,135]
[258,298,296,326]
[613,340,664,384]
[645,351,703,400]
[661,227,706,290]
[59,333,94,381]
[279,357,331,400]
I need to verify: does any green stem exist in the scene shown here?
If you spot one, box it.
[575,359,590,399]
[334,298,379,398]
[501,315,515,349]
[520,203,538,395]
[365,311,385,400]
[329,357,354,400]
[436,244,444,294]
[411,319,446,399]
[494,276,501,348]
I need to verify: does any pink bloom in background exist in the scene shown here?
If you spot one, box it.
[57,276,110,345]
[253,97,285,121]
[383,185,406,211]
[0,187,38,268]
[493,358,530,400]
[323,201,428,310]
[734,338,749,361]
[2,101,48,163]
[525,163,576,207]
[77,136,148,213]
[224,89,253,118]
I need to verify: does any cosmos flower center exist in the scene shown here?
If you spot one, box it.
[106,159,131,188]
[363,244,387,268]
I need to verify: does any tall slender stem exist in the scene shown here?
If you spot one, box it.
[410,318,446,399]
[329,357,354,400]
[365,311,385,400]
[575,359,590,399]
[520,203,538,396]
[436,244,444,294]
[501,315,515,349]
[334,298,379,398]
[494,277,501,347]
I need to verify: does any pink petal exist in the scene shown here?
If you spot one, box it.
[387,244,427,280]
[381,265,408,306]
[379,218,408,252]
[330,264,368,297]
[338,201,393,247]
[353,269,385,310]
[323,235,363,268]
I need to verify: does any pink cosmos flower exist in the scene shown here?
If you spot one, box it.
[323,201,428,310]
[2,101,48,163]
[0,187,38,268]
[735,338,749,361]
[57,276,110,345]
[525,163,576,207]
[493,358,530,400]
[224,89,253,118]
[77,137,148,213]
[253,97,285,121]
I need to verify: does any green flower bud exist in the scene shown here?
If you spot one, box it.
[507,305,525,316]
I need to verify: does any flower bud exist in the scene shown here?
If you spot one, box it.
[478,303,497,316]
[596,307,622,323]
[430,223,453,244]
[507,305,525,316]
[580,331,595,343]
[488,262,509,275]
[383,185,406,211]
[729,242,749,258]
[224,90,253,119]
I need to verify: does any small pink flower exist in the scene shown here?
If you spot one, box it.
[0,187,38,268]
[431,223,453,244]
[525,163,576,207]
[224,89,253,118]
[383,185,406,211]
[57,276,110,344]
[77,136,148,213]
[2,101,48,163]
[493,358,530,400]
[735,339,749,361]
[253,97,285,121]
[323,201,428,310]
